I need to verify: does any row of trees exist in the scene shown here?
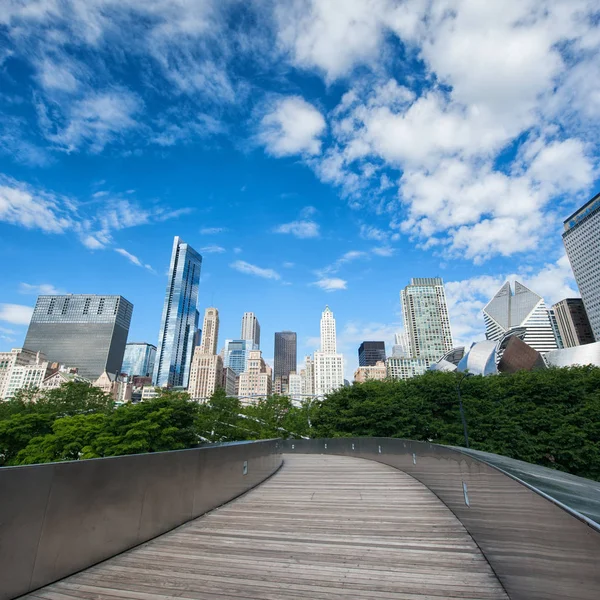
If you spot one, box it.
[1,366,599,480]
[0,385,312,466]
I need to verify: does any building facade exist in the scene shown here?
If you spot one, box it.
[221,366,238,396]
[562,193,600,341]
[354,361,387,383]
[237,349,272,403]
[320,306,337,353]
[188,307,223,401]
[222,339,257,374]
[199,308,219,355]
[358,341,386,366]
[94,371,132,403]
[121,342,156,377]
[552,298,595,348]
[386,357,429,380]
[302,355,314,396]
[188,353,223,400]
[392,332,410,358]
[274,331,297,382]
[288,372,303,402]
[0,349,51,400]
[241,312,261,347]
[483,281,558,354]
[401,278,454,363]
[153,236,202,387]
[23,295,133,381]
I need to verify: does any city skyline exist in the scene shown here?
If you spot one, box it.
[1,3,598,382]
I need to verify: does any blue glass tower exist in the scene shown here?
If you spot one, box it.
[121,342,156,377]
[153,236,202,387]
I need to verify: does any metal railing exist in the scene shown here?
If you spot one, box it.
[0,439,282,600]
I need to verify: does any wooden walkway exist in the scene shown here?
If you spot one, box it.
[25,454,508,600]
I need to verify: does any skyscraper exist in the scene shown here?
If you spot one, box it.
[222,339,257,375]
[188,307,223,400]
[358,341,386,366]
[199,308,219,355]
[320,306,337,353]
[23,295,133,380]
[563,192,600,341]
[121,343,156,377]
[153,236,202,387]
[552,298,595,348]
[241,312,260,347]
[401,278,453,362]
[313,306,344,397]
[483,281,558,353]
[274,331,297,382]
[237,349,272,402]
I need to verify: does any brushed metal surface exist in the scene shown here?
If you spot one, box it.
[0,439,281,600]
[284,438,600,600]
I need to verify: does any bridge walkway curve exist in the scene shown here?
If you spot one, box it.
[23,454,508,600]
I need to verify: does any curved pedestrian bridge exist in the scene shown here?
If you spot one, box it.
[24,454,507,600]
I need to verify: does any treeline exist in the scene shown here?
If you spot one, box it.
[0,385,312,466]
[311,367,600,480]
[1,367,599,481]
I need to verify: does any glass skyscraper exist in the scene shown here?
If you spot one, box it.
[121,342,156,377]
[274,331,297,381]
[23,295,133,380]
[401,278,454,363]
[358,341,386,366]
[563,192,600,341]
[223,339,257,375]
[153,236,202,387]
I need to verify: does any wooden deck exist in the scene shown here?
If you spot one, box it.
[25,454,508,599]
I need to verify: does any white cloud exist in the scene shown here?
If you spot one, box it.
[114,248,153,271]
[317,250,369,277]
[312,278,347,292]
[0,303,33,325]
[230,260,281,280]
[360,224,388,242]
[0,177,73,234]
[274,220,320,238]
[46,88,143,153]
[200,227,228,235]
[371,246,394,257]
[19,283,63,295]
[200,245,226,253]
[258,96,326,157]
[283,261,295,268]
[80,234,106,250]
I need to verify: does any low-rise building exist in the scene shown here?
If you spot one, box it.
[141,386,160,400]
[40,369,91,390]
[94,371,132,403]
[354,361,387,383]
[386,357,429,380]
[0,348,53,399]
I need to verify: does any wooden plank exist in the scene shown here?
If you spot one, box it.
[23,454,508,599]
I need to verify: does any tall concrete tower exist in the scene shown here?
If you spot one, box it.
[241,312,261,348]
[320,306,337,353]
[199,307,219,355]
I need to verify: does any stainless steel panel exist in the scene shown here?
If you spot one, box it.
[0,466,53,600]
[0,439,281,600]
[284,438,600,600]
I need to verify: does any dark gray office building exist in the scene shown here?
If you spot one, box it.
[552,298,595,348]
[23,295,133,380]
[274,331,297,381]
[358,341,386,366]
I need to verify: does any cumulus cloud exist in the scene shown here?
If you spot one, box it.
[230,260,281,280]
[0,303,33,325]
[258,96,326,156]
[312,277,347,292]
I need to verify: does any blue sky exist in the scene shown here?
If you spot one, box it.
[1,1,599,378]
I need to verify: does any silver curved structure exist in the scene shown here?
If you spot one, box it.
[544,340,600,367]
[457,339,498,375]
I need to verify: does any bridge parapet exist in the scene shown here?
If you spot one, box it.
[284,438,600,600]
[0,439,282,600]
